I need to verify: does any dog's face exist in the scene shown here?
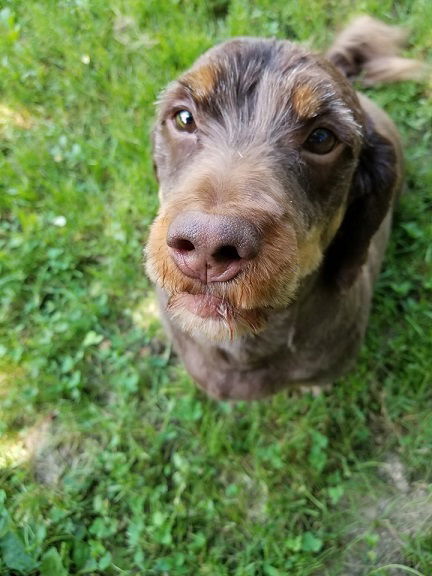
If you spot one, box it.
[146,39,372,341]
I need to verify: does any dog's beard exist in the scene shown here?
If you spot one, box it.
[167,292,269,341]
[145,214,302,341]
[146,250,300,342]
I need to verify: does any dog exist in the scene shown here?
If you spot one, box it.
[145,17,423,400]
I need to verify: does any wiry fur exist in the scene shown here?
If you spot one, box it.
[145,17,422,399]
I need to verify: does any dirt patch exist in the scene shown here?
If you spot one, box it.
[331,454,432,575]
[0,103,33,131]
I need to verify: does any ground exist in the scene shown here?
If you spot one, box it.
[0,1,431,575]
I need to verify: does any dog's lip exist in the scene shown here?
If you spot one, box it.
[175,292,231,320]
[169,292,269,336]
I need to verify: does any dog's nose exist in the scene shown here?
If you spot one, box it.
[167,211,261,283]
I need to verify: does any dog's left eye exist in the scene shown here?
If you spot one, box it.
[174,109,196,133]
[303,128,337,155]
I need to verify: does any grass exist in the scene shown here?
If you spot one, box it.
[0,0,431,574]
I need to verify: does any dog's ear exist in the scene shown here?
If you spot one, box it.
[325,118,398,289]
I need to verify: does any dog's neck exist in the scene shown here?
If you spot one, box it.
[215,267,327,361]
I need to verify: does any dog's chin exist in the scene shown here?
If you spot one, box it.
[167,292,267,342]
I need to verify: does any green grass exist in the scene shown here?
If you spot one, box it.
[0,0,431,574]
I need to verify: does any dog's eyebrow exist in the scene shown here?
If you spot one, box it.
[286,80,362,139]
[179,65,219,100]
[291,82,323,119]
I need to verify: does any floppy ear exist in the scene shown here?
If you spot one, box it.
[325,118,398,289]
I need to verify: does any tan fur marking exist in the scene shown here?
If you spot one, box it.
[297,225,323,279]
[296,206,346,280]
[291,83,319,118]
[321,205,346,249]
[184,64,218,98]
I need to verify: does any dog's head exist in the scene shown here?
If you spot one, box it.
[146,38,397,341]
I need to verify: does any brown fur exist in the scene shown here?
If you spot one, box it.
[145,17,421,399]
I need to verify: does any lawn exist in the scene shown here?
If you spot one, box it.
[0,0,431,574]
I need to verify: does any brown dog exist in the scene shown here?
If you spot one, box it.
[146,17,423,400]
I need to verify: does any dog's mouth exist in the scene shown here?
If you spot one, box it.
[171,292,231,319]
[167,291,268,340]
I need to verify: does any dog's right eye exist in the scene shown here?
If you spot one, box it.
[173,109,196,133]
[303,128,337,155]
